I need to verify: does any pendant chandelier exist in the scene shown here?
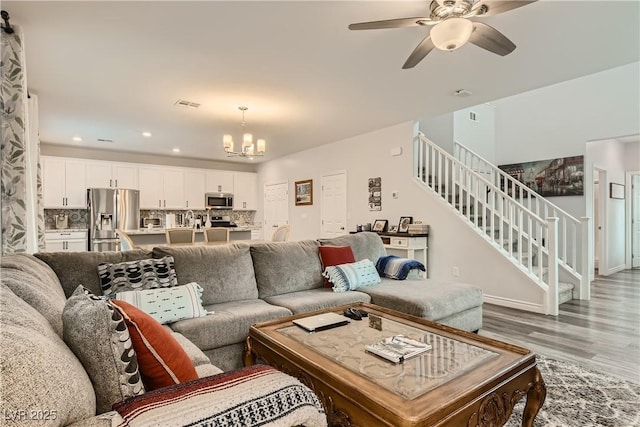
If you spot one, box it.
[223,106,266,158]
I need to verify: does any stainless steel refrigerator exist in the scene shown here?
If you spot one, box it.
[87,188,140,252]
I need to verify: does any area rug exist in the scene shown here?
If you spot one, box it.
[505,355,639,427]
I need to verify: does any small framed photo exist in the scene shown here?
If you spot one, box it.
[398,216,413,233]
[610,183,624,199]
[295,179,313,206]
[372,219,388,232]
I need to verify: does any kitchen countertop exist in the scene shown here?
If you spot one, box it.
[45,228,88,232]
[127,226,260,235]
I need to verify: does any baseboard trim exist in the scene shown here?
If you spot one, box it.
[483,295,546,314]
[602,264,627,276]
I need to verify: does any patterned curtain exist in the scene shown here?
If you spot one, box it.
[1,26,44,254]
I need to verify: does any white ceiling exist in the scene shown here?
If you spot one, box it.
[6,1,640,163]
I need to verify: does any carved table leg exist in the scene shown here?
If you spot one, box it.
[522,367,546,427]
[243,336,256,367]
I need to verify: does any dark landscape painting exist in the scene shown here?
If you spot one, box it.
[498,155,584,197]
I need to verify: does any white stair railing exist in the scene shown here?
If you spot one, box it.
[454,141,588,298]
[415,133,560,315]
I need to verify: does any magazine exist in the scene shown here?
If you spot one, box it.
[365,335,432,363]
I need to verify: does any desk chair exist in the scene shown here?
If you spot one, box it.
[203,227,230,243]
[165,228,195,244]
[116,229,136,251]
[272,224,290,242]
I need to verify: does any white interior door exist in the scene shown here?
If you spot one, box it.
[633,174,640,268]
[321,171,347,238]
[264,182,289,239]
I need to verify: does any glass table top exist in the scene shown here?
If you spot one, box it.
[278,314,498,399]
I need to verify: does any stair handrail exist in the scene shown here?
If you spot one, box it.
[417,134,545,224]
[453,140,586,287]
[453,141,581,226]
[417,133,561,314]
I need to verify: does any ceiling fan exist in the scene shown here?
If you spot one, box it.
[348,0,536,69]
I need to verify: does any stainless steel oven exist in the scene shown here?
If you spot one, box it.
[205,192,234,210]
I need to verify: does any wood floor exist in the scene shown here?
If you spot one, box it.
[479,269,640,383]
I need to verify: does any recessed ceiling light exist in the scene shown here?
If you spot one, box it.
[72,136,82,142]
[172,148,181,153]
[142,131,152,138]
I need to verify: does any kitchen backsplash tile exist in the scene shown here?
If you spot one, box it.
[44,209,88,229]
[141,209,255,227]
[45,208,256,230]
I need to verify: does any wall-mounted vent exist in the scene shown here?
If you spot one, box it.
[174,99,201,109]
[469,111,479,122]
[97,138,114,143]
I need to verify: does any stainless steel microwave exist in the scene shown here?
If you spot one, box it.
[205,192,234,210]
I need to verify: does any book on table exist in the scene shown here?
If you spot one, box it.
[365,335,432,363]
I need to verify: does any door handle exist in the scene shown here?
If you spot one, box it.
[110,179,113,188]
[115,179,118,187]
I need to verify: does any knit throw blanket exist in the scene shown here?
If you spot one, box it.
[375,255,425,280]
[112,365,327,427]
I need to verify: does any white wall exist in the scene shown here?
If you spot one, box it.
[258,121,546,312]
[453,104,496,163]
[624,141,640,171]
[492,62,640,220]
[587,139,628,274]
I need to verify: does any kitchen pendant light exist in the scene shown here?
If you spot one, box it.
[223,106,266,158]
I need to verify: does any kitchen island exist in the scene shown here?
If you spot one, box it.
[126,226,259,246]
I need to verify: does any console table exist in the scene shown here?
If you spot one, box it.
[353,231,429,278]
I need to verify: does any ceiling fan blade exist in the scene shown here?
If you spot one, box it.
[470,0,537,17]
[348,17,432,30]
[469,22,516,56]
[402,35,436,69]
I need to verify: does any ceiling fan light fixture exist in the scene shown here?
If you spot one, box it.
[431,17,473,51]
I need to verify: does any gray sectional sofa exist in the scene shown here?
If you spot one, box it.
[1,232,483,426]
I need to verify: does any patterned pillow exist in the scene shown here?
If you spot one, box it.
[318,245,356,288]
[323,259,381,292]
[63,286,145,414]
[110,300,199,391]
[98,256,178,297]
[375,256,426,280]
[113,282,209,325]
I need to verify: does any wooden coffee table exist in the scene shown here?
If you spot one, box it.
[245,303,545,427]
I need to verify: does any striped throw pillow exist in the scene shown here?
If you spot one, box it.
[323,259,381,292]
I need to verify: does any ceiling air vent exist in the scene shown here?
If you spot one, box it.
[174,99,201,109]
[97,138,114,143]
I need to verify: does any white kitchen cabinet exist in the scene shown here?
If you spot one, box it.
[233,172,257,211]
[44,230,87,252]
[184,170,205,209]
[43,157,87,208]
[250,228,263,240]
[138,167,184,209]
[85,161,138,189]
[206,170,234,193]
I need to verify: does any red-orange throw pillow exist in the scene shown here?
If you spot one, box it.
[111,300,198,391]
[319,246,356,288]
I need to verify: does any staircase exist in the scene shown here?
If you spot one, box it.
[413,133,590,315]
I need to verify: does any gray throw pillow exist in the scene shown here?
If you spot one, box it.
[63,286,145,414]
[97,256,178,297]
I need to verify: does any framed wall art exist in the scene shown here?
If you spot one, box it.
[295,179,313,206]
[498,155,584,197]
[610,183,624,199]
[368,177,382,211]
